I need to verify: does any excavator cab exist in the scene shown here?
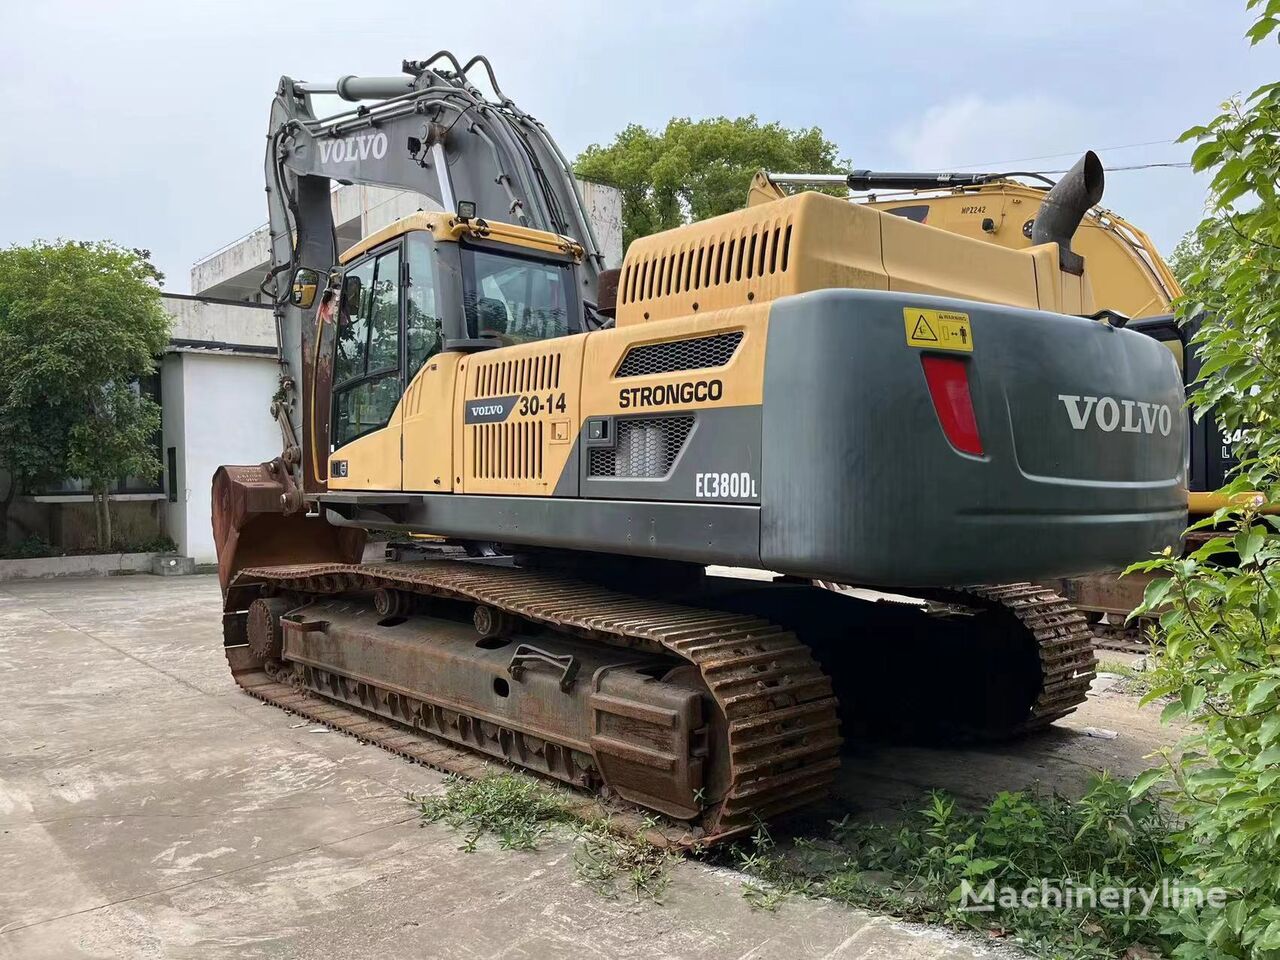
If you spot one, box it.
[317,218,588,482]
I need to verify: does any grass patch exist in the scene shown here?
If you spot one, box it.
[1096,657,1159,700]
[408,774,680,901]
[573,818,681,902]
[409,772,1182,955]
[724,776,1180,960]
[408,773,573,852]
[1096,658,1137,677]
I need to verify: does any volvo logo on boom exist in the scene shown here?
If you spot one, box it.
[1058,395,1172,436]
[318,132,389,164]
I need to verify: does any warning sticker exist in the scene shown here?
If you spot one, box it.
[903,308,973,352]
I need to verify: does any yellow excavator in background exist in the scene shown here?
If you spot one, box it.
[753,167,1181,320]
[214,54,1187,842]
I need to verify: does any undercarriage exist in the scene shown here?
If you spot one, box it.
[221,551,1096,845]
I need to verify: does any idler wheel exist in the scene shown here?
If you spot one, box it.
[247,596,291,663]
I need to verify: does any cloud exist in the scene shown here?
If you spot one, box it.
[889,94,1096,172]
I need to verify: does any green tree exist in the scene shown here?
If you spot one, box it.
[574,116,844,251]
[0,241,169,548]
[1125,4,1280,956]
[1167,222,1240,287]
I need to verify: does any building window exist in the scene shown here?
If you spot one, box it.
[166,446,178,503]
[33,373,164,497]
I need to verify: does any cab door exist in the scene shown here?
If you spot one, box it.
[327,243,405,490]
[400,232,453,492]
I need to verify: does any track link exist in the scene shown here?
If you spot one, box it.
[223,560,842,843]
[936,583,1098,733]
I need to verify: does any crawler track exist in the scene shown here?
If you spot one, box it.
[223,560,842,844]
[942,583,1098,732]
[819,580,1098,737]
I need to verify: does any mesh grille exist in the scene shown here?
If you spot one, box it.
[616,332,743,378]
[588,417,694,479]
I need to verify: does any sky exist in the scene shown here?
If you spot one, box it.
[1,1,1275,292]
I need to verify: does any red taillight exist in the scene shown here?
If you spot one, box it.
[921,355,984,456]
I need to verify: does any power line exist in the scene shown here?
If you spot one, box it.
[1039,161,1192,174]
[949,139,1178,170]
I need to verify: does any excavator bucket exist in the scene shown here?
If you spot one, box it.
[211,462,365,594]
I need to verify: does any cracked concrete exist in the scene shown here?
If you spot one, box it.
[0,574,1168,959]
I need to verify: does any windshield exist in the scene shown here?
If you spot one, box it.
[461,246,575,345]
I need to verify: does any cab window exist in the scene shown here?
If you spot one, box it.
[406,233,443,381]
[461,247,574,345]
[333,246,401,448]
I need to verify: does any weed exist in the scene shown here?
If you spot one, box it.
[726,777,1180,960]
[409,775,679,901]
[573,818,680,903]
[1097,658,1156,699]
[407,774,572,852]
[1096,659,1135,677]
[0,535,60,559]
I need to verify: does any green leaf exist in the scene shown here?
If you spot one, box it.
[1247,15,1279,43]
[1235,526,1267,564]
[1183,683,1208,714]
[1188,768,1237,790]
[1227,897,1249,934]
[1257,919,1280,950]
[1257,745,1280,768]
[1191,140,1225,171]
[1129,768,1165,798]
[1141,576,1175,612]
[1261,714,1280,747]
[1247,678,1280,713]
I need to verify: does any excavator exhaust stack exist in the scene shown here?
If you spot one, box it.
[1031,150,1105,275]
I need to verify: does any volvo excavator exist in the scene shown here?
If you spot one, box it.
[214,53,1187,842]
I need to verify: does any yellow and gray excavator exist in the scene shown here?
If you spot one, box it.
[214,54,1186,842]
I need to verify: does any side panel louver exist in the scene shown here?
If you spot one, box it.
[473,352,562,398]
[615,332,743,378]
[460,342,583,496]
[619,213,794,317]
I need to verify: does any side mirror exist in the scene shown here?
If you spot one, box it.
[290,267,320,309]
[342,274,363,315]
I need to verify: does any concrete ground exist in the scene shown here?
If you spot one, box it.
[0,574,1171,960]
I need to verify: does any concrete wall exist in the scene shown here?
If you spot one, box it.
[190,186,440,300]
[166,352,280,562]
[0,479,165,553]
[190,224,271,301]
[160,353,187,554]
[578,178,625,267]
[163,294,275,349]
